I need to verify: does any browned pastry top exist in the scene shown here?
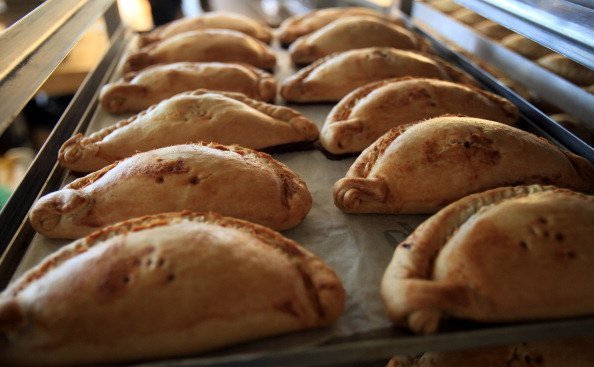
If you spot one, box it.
[138,11,273,47]
[63,89,318,172]
[281,47,477,103]
[333,116,594,214]
[124,29,276,73]
[1,211,345,366]
[99,62,277,114]
[278,7,393,45]
[381,185,594,334]
[289,16,420,65]
[321,77,519,154]
[31,143,313,238]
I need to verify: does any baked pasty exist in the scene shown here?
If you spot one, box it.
[537,54,594,86]
[450,8,485,25]
[429,0,462,14]
[278,7,394,46]
[124,30,276,73]
[138,11,273,47]
[281,48,476,103]
[334,116,594,214]
[473,20,513,40]
[321,78,519,154]
[62,90,319,172]
[1,211,345,366]
[387,337,594,366]
[501,34,551,60]
[381,185,594,334]
[31,143,312,238]
[289,16,422,65]
[100,62,276,114]
[549,113,593,145]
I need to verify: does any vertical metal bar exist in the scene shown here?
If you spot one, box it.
[395,0,413,16]
[104,1,121,38]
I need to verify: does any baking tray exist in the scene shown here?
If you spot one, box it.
[1,14,594,367]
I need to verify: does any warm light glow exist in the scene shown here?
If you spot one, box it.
[368,0,393,7]
[117,0,154,31]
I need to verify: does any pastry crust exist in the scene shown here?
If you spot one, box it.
[0,211,345,366]
[450,8,485,25]
[280,48,477,103]
[380,185,594,334]
[100,62,277,114]
[62,90,319,172]
[473,20,513,40]
[278,7,398,46]
[334,116,594,214]
[31,143,312,238]
[429,0,462,14]
[537,54,594,86]
[289,16,420,65]
[123,29,276,73]
[387,337,594,366]
[321,78,519,154]
[138,11,273,47]
[501,34,551,60]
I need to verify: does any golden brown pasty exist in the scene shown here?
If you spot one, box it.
[31,143,312,239]
[62,90,319,172]
[387,337,594,366]
[1,211,345,366]
[473,20,513,40]
[381,185,594,334]
[334,116,594,214]
[100,62,276,114]
[321,78,519,154]
[138,11,273,47]
[124,30,276,73]
[450,8,485,25]
[501,34,551,60]
[278,7,395,46]
[429,0,462,14]
[537,54,594,86]
[289,16,423,65]
[280,48,476,103]
[549,113,593,145]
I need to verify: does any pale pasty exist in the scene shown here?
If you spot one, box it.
[289,16,423,65]
[537,54,594,86]
[124,29,276,73]
[381,185,594,334]
[62,90,319,172]
[321,78,519,154]
[334,116,594,214]
[138,11,273,47]
[501,34,551,60]
[1,211,345,366]
[281,48,477,103]
[278,7,396,46]
[100,62,276,114]
[387,337,594,366]
[31,143,312,238]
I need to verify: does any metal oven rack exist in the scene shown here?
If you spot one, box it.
[0,1,593,365]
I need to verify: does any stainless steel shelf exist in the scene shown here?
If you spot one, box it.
[453,0,594,69]
[411,2,594,161]
[0,0,116,135]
